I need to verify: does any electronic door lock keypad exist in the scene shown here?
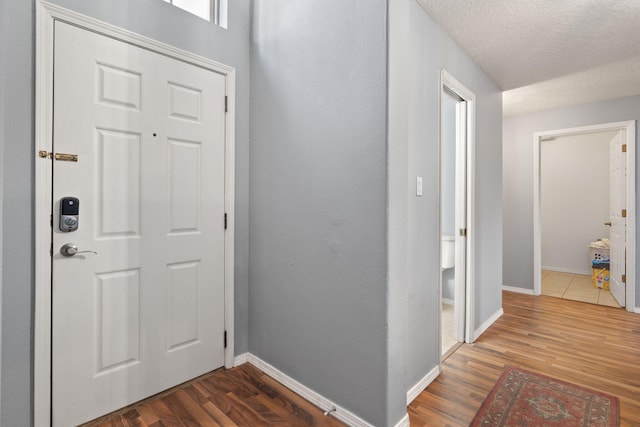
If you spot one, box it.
[60,197,79,232]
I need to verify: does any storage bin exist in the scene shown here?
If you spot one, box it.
[592,259,610,289]
[592,268,610,289]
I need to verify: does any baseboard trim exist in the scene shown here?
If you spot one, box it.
[542,266,591,276]
[442,297,454,305]
[246,353,376,427]
[233,352,249,367]
[635,307,640,314]
[473,307,504,341]
[394,413,410,427]
[407,365,440,405]
[502,285,535,295]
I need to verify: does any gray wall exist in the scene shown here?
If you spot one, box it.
[250,1,390,425]
[503,95,640,309]
[0,5,4,415]
[387,0,411,424]
[0,0,251,424]
[403,0,503,391]
[2,1,35,424]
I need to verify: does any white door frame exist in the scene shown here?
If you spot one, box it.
[439,69,476,352]
[533,121,635,311]
[34,2,236,425]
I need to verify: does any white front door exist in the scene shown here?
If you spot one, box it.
[52,21,227,426]
[609,130,626,306]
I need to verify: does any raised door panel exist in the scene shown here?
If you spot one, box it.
[168,140,202,234]
[167,261,201,351]
[96,129,141,238]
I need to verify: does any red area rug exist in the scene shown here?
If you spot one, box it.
[470,366,619,426]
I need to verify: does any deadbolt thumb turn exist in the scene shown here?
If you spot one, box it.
[60,243,97,257]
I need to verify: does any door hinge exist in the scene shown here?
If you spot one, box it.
[224,330,227,348]
[622,209,627,218]
[459,228,467,237]
[622,144,627,153]
[224,96,228,113]
[224,213,227,229]
[622,274,626,283]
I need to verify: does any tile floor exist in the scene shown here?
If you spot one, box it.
[541,270,622,308]
[441,303,458,356]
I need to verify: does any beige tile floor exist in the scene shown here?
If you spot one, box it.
[541,270,622,308]
[441,303,458,356]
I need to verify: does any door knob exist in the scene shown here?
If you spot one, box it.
[60,243,97,257]
[604,221,612,226]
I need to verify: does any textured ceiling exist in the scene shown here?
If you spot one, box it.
[416,0,640,116]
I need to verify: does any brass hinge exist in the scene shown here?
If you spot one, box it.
[622,209,627,218]
[459,228,467,237]
[622,144,627,153]
[224,213,227,230]
[224,330,228,348]
[622,274,626,283]
[224,96,228,113]
[38,150,52,159]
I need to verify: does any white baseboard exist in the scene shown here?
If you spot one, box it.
[473,307,504,341]
[635,307,640,314]
[542,266,591,276]
[233,352,249,367]
[502,285,535,295]
[406,365,440,405]
[394,413,410,427]
[246,353,381,427]
[442,297,454,305]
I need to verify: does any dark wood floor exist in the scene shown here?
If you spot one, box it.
[86,291,640,426]
[83,363,346,427]
[409,291,640,426]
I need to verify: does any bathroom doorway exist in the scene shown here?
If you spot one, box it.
[439,70,474,360]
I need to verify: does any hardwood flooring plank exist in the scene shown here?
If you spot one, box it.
[174,389,222,427]
[196,380,275,426]
[148,399,187,427]
[137,404,161,425]
[259,375,346,427]
[122,409,147,427]
[199,402,239,427]
[229,366,333,426]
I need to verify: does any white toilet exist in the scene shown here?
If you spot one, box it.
[441,235,455,269]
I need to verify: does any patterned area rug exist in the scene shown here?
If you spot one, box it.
[470,366,619,426]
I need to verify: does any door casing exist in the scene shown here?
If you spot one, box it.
[532,121,636,310]
[34,2,236,425]
[438,69,476,359]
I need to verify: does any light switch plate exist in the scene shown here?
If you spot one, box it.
[416,176,423,196]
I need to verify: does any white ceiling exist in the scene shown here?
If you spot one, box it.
[416,0,640,116]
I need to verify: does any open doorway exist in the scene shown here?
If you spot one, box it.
[439,70,475,360]
[533,121,636,312]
